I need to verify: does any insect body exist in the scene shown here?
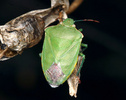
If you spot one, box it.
[40,18,86,88]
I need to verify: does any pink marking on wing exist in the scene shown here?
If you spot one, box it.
[46,63,65,84]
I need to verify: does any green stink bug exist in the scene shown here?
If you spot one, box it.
[40,18,88,88]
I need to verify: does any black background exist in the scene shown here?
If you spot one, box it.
[0,0,126,100]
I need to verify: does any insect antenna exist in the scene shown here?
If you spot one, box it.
[74,19,100,23]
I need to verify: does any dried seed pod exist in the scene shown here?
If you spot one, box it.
[0,0,69,61]
[67,56,83,98]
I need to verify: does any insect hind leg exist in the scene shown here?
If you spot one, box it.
[76,53,85,76]
[76,43,87,75]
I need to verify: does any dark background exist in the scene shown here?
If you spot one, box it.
[0,0,126,100]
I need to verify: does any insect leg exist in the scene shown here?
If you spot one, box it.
[78,28,83,32]
[39,53,42,57]
[81,43,88,52]
[76,43,87,75]
[76,53,85,76]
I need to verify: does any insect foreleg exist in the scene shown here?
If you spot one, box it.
[78,28,83,32]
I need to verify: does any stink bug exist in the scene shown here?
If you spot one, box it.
[40,18,88,88]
